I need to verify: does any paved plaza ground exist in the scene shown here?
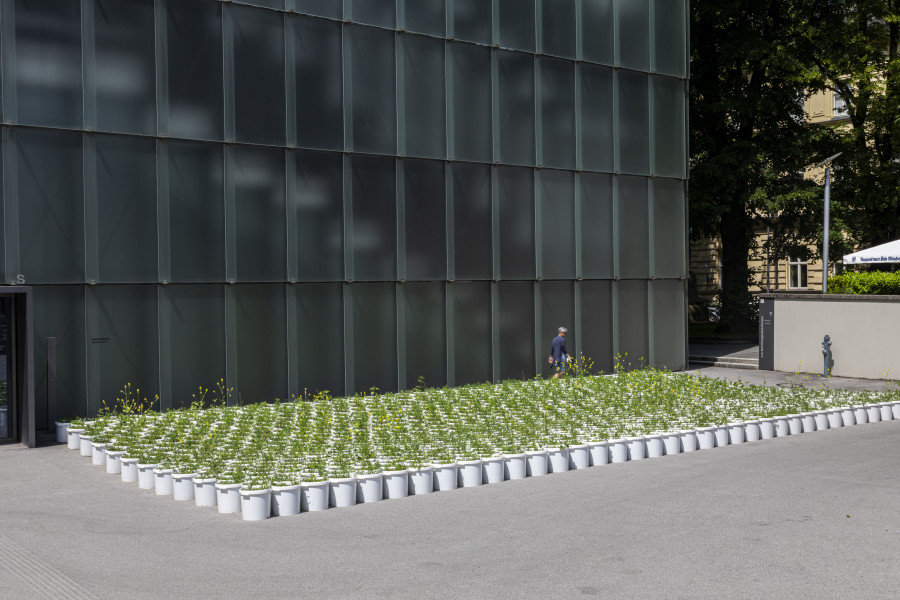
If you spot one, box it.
[2,364,900,599]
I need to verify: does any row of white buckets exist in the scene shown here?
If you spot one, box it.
[59,401,900,521]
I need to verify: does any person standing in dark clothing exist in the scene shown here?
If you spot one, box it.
[548,326,571,379]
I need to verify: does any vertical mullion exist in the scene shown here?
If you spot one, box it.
[285,150,298,399]
[222,6,235,142]
[343,282,355,394]
[533,281,542,376]
[647,280,655,366]
[82,0,96,131]
[574,173,583,279]
[534,0,542,55]
[286,150,298,282]
[446,282,454,387]
[445,40,454,160]
[396,32,406,157]
[396,159,406,281]
[610,280,619,365]
[156,140,171,283]
[447,0,455,39]
[85,287,99,414]
[490,282,499,383]
[287,283,299,398]
[445,162,455,280]
[224,285,238,405]
[612,175,620,278]
[612,69,620,173]
[573,280,582,366]
[83,134,98,284]
[648,178,655,278]
[534,169,542,279]
[575,0,583,61]
[343,155,353,281]
[342,23,353,152]
[2,128,19,282]
[575,64,583,171]
[397,282,406,390]
[491,167,500,280]
[491,48,500,164]
[155,0,169,137]
[1,0,18,124]
[158,287,172,412]
[343,0,353,22]
[648,0,655,74]
[648,74,655,176]
[223,146,236,283]
[534,56,542,167]
[285,14,297,148]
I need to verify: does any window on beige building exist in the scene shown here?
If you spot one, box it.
[788,257,808,289]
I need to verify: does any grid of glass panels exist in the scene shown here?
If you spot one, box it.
[0,0,688,421]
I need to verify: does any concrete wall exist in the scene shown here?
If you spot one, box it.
[763,294,900,380]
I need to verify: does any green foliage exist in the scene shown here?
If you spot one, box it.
[828,270,900,295]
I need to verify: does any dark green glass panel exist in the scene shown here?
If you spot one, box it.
[295,150,344,281]
[452,162,492,280]
[542,0,575,58]
[403,35,446,159]
[499,0,534,51]
[168,285,226,409]
[580,172,613,279]
[352,283,397,393]
[451,281,491,385]
[405,159,446,281]
[32,286,86,424]
[351,0,395,28]
[406,0,445,37]
[582,0,613,65]
[581,280,612,373]
[296,283,345,397]
[652,279,685,370]
[617,279,648,369]
[540,170,575,279]
[17,129,84,283]
[96,135,158,283]
[618,70,649,175]
[349,25,396,154]
[498,282,534,381]
[352,156,397,281]
[95,0,156,135]
[540,58,575,169]
[235,284,288,403]
[450,43,491,162]
[232,5,285,145]
[653,178,685,279]
[617,175,649,279]
[617,0,649,71]
[498,50,535,166]
[295,16,344,151]
[498,166,535,279]
[540,280,574,376]
[403,282,447,389]
[234,146,286,282]
[454,0,491,44]
[15,0,82,128]
[580,63,614,173]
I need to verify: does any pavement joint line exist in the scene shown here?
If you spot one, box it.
[0,533,99,600]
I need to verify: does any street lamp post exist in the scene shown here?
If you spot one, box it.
[815,153,842,293]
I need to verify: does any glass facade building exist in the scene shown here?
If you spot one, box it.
[0,0,688,425]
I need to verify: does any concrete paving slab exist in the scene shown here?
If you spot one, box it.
[682,365,899,393]
[2,418,900,599]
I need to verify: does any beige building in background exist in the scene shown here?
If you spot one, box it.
[689,87,847,308]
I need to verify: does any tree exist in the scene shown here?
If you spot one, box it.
[800,1,900,262]
[690,0,824,334]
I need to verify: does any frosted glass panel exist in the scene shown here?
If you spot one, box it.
[352,156,396,281]
[15,0,82,128]
[454,0,491,44]
[542,0,575,58]
[351,0,395,28]
[235,284,287,403]
[167,0,223,140]
[295,151,344,282]
[540,58,575,169]
[582,0,613,65]
[617,0,649,71]
[540,281,574,378]
[17,129,84,283]
[295,283,345,397]
[581,281,612,373]
[654,0,687,77]
[652,279,685,370]
[580,173,613,279]
[450,44,492,162]
[233,5,285,145]
[453,163,492,280]
[405,160,446,281]
[498,51,535,166]
[32,286,86,421]
[580,64,614,173]
[617,280,648,369]
[353,284,397,393]
[295,0,341,18]
[618,70,649,175]
[540,170,575,280]
[168,285,226,409]
[498,282,534,380]
[451,282,492,385]
[91,286,159,413]
[404,35,446,159]
[404,283,447,389]
[653,179,685,279]
[406,0,445,37]
[499,0,535,51]
[234,146,286,282]
[653,76,686,179]
[96,135,157,283]
[168,141,225,282]
[350,26,396,154]
[295,16,343,150]
[498,166,535,280]
[617,176,649,279]
[95,0,156,135]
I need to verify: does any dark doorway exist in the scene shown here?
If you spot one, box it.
[0,287,34,447]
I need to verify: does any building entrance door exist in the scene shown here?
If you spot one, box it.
[0,296,14,442]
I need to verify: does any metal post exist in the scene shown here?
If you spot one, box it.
[823,166,830,294]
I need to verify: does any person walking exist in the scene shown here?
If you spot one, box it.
[548,326,571,379]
